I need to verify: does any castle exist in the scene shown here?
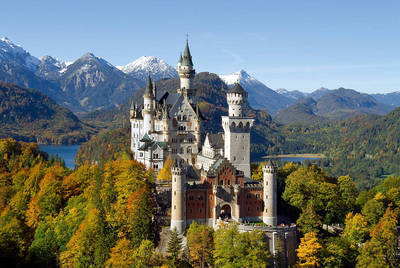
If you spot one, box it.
[130,41,297,265]
[130,41,285,232]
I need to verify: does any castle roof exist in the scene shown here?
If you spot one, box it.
[227,82,247,96]
[181,40,193,67]
[138,140,168,151]
[144,73,153,97]
[207,133,224,149]
[140,133,152,142]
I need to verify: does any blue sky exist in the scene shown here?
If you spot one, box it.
[2,0,399,93]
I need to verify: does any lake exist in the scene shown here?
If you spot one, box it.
[39,145,80,169]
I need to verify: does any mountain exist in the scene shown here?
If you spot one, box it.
[274,97,327,125]
[0,81,96,144]
[316,88,392,119]
[220,70,295,114]
[0,37,40,72]
[274,88,393,124]
[276,88,307,100]
[57,53,143,113]
[371,91,400,107]
[118,56,178,83]
[0,37,143,115]
[35,55,66,79]
[309,87,333,100]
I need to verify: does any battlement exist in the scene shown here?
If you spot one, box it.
[262,164,277,173]
[172,166,185,175]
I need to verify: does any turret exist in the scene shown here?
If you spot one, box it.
[194,105,201,149]
[227,83,248,117]
[178,40,195,102]
[171,164,186,233]
[262,161,277,226]
[152,81,157,111]
[162,101,170,142]
[130,100,135,118]
[142,73,154,133]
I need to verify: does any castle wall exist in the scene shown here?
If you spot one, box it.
[240,188,264,219]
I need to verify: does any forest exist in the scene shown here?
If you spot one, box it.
[0,138,398,267]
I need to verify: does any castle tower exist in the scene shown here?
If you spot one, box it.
[171,165,186,233]
[262,161,277,226]
[178,40,195,103]
[222,83,254,178]
[142,73,154,134]
[152,81,157,111]
[162,101,170,142]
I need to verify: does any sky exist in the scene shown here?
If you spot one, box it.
[2,0,399,93]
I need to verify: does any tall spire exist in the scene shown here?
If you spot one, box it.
[144,72,153,97]
[182,39,193,67]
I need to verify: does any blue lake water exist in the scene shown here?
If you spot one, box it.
[39,145,80,169]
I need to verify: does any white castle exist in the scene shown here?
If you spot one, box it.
[130,40,253,178]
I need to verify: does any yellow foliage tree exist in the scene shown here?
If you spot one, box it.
[157,155,173,181]
[296,232,322,267]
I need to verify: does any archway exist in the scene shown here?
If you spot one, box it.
[220,204,231,220]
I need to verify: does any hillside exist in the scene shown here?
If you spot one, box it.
[266,107,400,189]
[274,88,393,124]
[0,81,96,144]
[274,98,327,125]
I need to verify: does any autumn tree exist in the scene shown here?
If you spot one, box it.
[297,202,322,234]
[157,155,173,181]
[214,223,270,268]
[357,207,399,267]
[187,221,214,267]
[342,212,369,250]
[296,232,322,267]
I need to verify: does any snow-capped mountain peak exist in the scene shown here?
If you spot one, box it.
[0,37,40,71]
[118,56,178,82]
[220,69,259,86]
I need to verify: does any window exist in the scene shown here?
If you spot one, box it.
[153,153,158,159]
[190,209,192,213]
[256,206,259,211]
[227,180,230,185]
[198,195,203,201]
[189,195,194,201]
[154,164,158,170]
[247,206,250,212]
[255,194,260,199]
[210,196,213,200]
[266,195,268,199]
[174,191,176,196]
[187,147,192,153]
[219,180,223,185]
[247,193,251,199]
[174,205,176,210]
[139,152,143,157]
[199,209,202,213]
